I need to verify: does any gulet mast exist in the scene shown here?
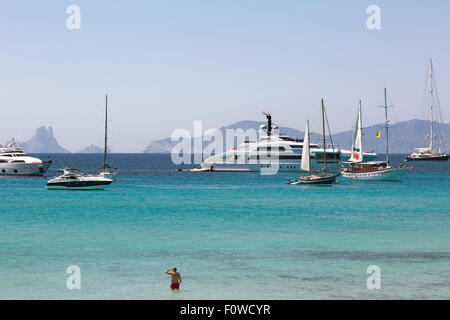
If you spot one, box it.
[103,94,108,172]
[321,99,326,172]
[383,88,389,166]
[428,58,434,151]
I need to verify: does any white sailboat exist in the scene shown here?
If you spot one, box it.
[341,92,412,181]
[289,99,339,185]
[301,120,311,173]
[98,95,117,180]
[406,59,449,161]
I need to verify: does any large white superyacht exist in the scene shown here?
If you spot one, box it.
[196,113,342,173]
[0,140,52,176]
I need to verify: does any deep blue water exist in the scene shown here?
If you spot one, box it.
[0,154,449,299]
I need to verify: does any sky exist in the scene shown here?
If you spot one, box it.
[0,0,449,152]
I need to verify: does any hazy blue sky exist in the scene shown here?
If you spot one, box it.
[1,1,449,152]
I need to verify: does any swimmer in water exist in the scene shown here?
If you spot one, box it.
[165,267,182,290]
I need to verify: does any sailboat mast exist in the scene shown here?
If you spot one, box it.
[429,58,434,150]
[384,88,389,165]
[321,99,326,172]
[104,94,108,172]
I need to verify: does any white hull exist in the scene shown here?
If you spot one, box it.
[341,167,410,181]
[46,184,109,190]
[98,171,117,180]
[46,168,113,190]
[196,113,346,174]
[340,151,377,163]
[0,161,52,176]
[200,160,341,173]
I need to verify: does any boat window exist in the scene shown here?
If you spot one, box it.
[251,155,301,160]
[257,147,286,151]
[278,155,302,160]
[289,145,302,149]
[314,153,340,160]
[279,137,303,142]
[10,160,25,163]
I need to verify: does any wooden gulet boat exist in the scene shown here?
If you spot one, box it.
[341,90,412,181]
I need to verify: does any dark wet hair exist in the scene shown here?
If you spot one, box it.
[173,267,177,272]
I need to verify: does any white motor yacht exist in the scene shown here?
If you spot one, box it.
[46,168,113,190]
[196,113,341,173]
[0,141,52,176]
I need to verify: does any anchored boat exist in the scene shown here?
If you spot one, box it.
[289,99,339,185]
[406,59,449,161]
[0,140,52,176]
[196,112,341,173]
[46,168,113,190]
[341,90,412,181]
[97,94,117,180]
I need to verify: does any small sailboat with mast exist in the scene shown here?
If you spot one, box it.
[98,94,117,180]
[289,99,339,185]
[341,90,412,181]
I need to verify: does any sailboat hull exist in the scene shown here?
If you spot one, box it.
[341,167,410,181]
[292,173,340,185]
[406,154,449,161]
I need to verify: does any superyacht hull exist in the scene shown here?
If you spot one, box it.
[202,160,341,173]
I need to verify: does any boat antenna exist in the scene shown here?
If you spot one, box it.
[104,94,108,171]
[321,99,326,173]
[263,112,272,136]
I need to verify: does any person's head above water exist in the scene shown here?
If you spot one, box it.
[173,267,177,272]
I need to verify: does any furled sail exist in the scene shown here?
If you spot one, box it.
[301,120,310,172]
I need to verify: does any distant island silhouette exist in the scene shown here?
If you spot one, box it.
[2,119,448,153]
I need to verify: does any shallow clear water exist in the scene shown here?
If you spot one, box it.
[0,154,449,299]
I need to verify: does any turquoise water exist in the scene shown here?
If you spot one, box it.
[0,154,449,299]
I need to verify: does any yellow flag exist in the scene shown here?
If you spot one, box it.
[375,131,381,138]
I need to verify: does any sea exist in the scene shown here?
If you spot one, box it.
[0,153,449,299]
